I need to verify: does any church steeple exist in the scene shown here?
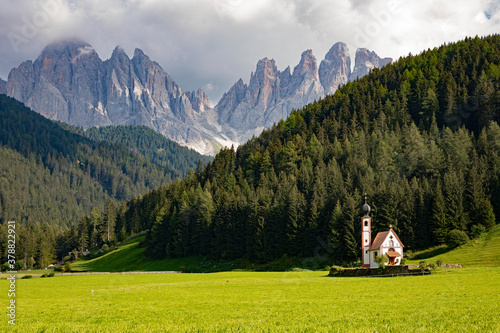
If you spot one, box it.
[361,193,371,217]
[361,194,372,268]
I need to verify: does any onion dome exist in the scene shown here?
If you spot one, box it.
[362,194,371,217]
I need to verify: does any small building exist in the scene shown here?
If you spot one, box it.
[361,196,404,268]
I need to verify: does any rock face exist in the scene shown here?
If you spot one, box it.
[6,39,391,155]
[350,48,392,81]
[215,44,391,143]
[0,78,6,95]
[319,42,351,95]
[7,39,227,155]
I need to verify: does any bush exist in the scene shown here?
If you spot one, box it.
[63,255,71,262]
[375,255,387,268]
[54,266,64,272]
[63,261,72,272]
[328,266,342,276]
[419,261,428,270]
[48,272,55,277]
[447,229,470,248]
[290,267,312,272]
[21,275,32,279]
[1,262,11,272]
[101,244,110,253]
[470,224,486,239]
[436,259,443,267]
[15,261,24,271]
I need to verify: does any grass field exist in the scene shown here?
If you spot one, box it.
[1,268,499,332]
[71,237,201,272]
[407,225,500,267]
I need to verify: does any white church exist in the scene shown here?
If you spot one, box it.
[361,196,404,268]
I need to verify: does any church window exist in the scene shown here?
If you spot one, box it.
[364,220,368,227]
[389,240,394,247]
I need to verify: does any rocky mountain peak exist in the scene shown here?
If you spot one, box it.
[319,42,351,95]
[293,49,318,79]
[350,48,392,81]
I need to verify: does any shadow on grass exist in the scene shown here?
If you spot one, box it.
[412,246,454,260]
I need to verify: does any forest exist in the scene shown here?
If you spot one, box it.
[0,96,208,268]
[2,35,500,268]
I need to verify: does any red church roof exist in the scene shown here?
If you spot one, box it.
[368,228,404,251]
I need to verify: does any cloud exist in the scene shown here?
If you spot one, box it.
[1,0,500,104]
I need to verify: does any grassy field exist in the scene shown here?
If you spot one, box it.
[71,237,201,272]
[407,225,500,267]
[0,268,499,332]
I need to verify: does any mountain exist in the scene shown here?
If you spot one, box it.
[5,39,391,155]
[6,39,231,155]
[0,94,207,226]
[350,48,392,81]
[215,42,386,142]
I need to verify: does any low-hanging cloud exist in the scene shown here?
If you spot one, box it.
[1,0,499,104]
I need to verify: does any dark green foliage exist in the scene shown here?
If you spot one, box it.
[447,229,470,248]
[128,36,500,263]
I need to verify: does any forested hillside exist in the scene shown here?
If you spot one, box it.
[0,95,209,268]
[67,125,212,179]
[134,35,500,263]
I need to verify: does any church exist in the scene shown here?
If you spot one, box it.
[361,196,404,268]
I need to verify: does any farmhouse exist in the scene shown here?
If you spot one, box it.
[361,196,404,268]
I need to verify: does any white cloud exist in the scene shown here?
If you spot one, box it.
[1,0,500,102]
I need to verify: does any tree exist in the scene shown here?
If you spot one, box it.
[102,198,116,243]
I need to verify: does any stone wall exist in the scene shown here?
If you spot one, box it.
[329,265,415,277]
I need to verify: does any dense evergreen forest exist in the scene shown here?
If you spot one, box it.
[65,124,212,179]
[0,96,208,267]
[139,35,500,263]
[3,35,500,269]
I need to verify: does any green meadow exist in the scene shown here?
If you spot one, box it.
[1,225,499,332]
[0,268,499,332]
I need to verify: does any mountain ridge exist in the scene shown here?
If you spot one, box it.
[5,39,391,155]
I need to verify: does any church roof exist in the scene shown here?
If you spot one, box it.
[386,251,402,257]
[368,228,404,250]
[368,231,390,250]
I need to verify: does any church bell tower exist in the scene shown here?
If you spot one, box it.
[361,194,371,268]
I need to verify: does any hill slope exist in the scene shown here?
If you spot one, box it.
[0,94,205,225]
[409,225,500,267]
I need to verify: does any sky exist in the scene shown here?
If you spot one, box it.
[1,0,500,105]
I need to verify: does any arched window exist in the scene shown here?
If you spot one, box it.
[364,220,368,227]
[389,239,394,247]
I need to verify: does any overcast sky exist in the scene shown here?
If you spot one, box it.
[1,0,500,104]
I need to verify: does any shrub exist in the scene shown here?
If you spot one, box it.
[290,267,312,272]
[419,261,428,270]
[63,255,71,262]
[63,261,72,272]
[447,229,470,248]
[1,262,10,272]
[15,261,24,271]
[54,265,64,272]
[436,259,443,267]
[101,244,110,253]
[329,266,342,276]
[375,255,387,268]
[48,272,55,277]
[470,224,486,239]
[21,275,32,279]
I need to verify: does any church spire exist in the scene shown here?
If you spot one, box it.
[362,193,371,217]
